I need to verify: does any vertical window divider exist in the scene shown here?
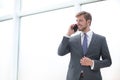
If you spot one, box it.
[13,0,21,80]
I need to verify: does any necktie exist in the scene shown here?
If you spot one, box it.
[82,33,87,54]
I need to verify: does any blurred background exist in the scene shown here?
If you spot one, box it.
[0,0,120,80]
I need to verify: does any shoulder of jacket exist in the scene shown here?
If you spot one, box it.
[93,33,105,39]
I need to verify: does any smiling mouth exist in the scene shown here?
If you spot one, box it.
[78,25,82,27]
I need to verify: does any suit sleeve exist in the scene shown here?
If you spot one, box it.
[93,37,112,70]
[58,36,70,56]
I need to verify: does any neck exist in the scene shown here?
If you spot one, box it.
[83,28,90,33]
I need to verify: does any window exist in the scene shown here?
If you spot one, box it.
[0,20,16,80]
[19,7,74,80]
[0,0,14,17]
[21,0,71,12]
[0,0,120,80]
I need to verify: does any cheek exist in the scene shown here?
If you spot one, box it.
[78,26,83,30]
[83,22,87,26]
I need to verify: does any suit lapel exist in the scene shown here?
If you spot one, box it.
[76,33,84,56]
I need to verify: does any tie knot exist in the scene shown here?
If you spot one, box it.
[84,33,86,35]
[84,33,87,37]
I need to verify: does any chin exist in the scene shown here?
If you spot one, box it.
[79,28,83,31]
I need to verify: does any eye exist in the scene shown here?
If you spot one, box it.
[76,19,82,22]
[79,20,83,22]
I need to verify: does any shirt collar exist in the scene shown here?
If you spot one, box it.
[81,30,93,38]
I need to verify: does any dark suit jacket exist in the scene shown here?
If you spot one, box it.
[58,33,112,80]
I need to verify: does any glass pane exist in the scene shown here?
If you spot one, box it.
[21,0,71,12]
[19,7,75,80]
[81,0,120,80]
[0,20,16,80]
[0,0,14,17]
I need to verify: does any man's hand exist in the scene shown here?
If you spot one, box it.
[66,24,76,36]
[80,56,93,66]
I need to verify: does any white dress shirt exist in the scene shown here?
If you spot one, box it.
[81,30,93,48]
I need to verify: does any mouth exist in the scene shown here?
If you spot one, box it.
[78,24,82,27]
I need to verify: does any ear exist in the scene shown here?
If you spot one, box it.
[87,20,91,26]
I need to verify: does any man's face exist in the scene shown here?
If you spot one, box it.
[76,15,90,32]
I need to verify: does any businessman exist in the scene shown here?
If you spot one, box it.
[58,11,112,80]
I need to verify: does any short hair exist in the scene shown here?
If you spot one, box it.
[76,11,92,23]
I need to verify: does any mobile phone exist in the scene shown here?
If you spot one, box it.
[73,24,78,32]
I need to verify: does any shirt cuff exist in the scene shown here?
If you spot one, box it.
[91,60,94,70]
[64,35,71,38]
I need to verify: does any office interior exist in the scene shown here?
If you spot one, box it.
[0,0,120,80]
